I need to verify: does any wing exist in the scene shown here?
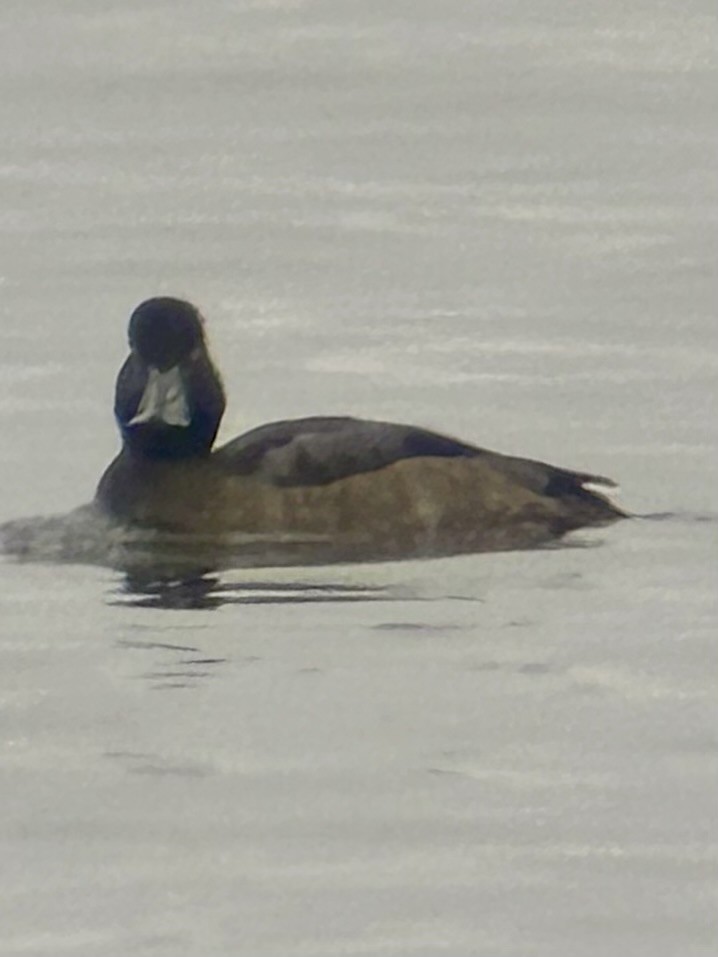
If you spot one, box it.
[212,415,619,502]
[212,416,480,486]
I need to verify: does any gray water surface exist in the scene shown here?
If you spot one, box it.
[1,2,716,955]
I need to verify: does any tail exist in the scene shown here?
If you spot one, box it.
[480,451,627,524]
[544,468,627,522]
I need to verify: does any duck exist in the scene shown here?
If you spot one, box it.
[95,296,625,559]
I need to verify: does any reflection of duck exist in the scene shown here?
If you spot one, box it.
[96,297,625,558]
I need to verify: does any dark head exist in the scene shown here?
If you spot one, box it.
[128,297,205,371]
[115,297,226,459]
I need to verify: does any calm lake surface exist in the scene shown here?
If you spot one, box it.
[1,2,716,955]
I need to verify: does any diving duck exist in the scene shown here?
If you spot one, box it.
[96,297,625,559]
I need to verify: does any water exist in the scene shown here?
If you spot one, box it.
[1,2,716,955]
